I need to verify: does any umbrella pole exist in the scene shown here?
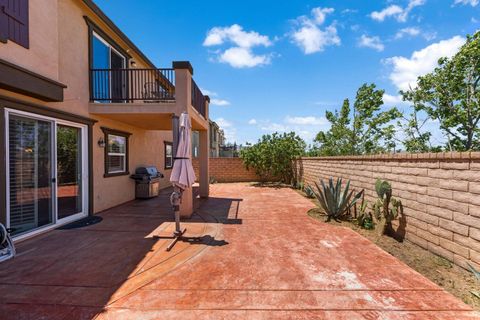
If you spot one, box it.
[167,115,186,252]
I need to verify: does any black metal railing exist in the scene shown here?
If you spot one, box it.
[191,79,206,118]
[90,68,175,102]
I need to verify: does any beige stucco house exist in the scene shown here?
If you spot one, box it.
[0,0,210,241]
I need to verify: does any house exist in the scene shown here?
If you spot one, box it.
[192,120,225,158]
[0,0,209,241]
[209,120,225,158]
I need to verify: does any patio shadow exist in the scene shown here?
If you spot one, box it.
[0,187,229,319]
[196,196,243,225]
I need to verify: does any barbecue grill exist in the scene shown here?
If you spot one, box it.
[130,166,164,199]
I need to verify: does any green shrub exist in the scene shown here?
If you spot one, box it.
[240,132,306,184]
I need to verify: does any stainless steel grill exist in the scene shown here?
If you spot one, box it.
[130,166,164,199]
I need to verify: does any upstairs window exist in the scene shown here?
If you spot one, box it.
[0,0,29,48]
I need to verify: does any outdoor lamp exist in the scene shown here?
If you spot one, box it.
[98,137,106,148]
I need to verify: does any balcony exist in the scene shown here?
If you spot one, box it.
[89,67,207,120]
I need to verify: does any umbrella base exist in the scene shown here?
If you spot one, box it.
[166,228,187,252]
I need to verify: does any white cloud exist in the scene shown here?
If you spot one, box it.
[219,47,271,68]
[203,24,272,48]
[248,119,257,125]
[454,0,479,6]
[386,36,465,91]
[215,118,236,142]
[394,27,421,39]
[395,27,436,40]
[210,98,230,106]
[254,116,329,143]
[311,7,335,25]
[285,116,327,125]
[358,35,385,51]
[200,88,216,96]
[201,89,230,106]
[215,117,232,128]
[260,122,288,132]
[203,24,273,68]
[371,5,404,22]
[290,7,340,54]
[383,93,408,106]
[370,0,426,22]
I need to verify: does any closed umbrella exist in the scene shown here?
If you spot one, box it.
[167,112,196,251]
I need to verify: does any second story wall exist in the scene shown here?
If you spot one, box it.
[57,0,153,117]
[0,0,60,81]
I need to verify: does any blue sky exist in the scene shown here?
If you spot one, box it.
[95,0,479,145]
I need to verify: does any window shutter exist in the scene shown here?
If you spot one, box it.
[2,0,29,48]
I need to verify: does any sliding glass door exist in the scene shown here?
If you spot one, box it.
[8,115,54,236]
[6,110,88,238]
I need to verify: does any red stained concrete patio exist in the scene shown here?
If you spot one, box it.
[0,183,478,320]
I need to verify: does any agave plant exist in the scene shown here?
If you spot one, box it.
[372,179,403,235]
[312,177,364,222]
[304,185,316,199]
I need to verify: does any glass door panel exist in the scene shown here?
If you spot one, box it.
[56,125,83,220]
[8,115,53,236]
[92,35,110,102]
[110,49,125,102]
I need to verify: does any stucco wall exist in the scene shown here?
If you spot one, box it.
[295,153,480,270]
[193,158,261,183]
[92,116,172,213]
[0,0,60,81]
[1,0,175,215]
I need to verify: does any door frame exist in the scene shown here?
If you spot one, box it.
[5,108,89,241]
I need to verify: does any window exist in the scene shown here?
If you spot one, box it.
[101,127,130,177]
[164,142,173,169]
[0,0,29,48]
[91,32,126,102]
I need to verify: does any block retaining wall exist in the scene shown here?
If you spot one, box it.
[295,152,480,270]
[192,157,262,183]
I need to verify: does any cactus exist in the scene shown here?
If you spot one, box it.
[312,177,364,222]
[372,179,403,235]
[356,193,373,229]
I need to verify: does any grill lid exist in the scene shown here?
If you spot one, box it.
[135,166,159,176]
[130,166,164,181]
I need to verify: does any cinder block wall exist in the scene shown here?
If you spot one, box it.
[295,153,480,270]
[193,158,261,182]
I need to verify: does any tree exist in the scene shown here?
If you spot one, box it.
[396,106,434,153]
[402,32,480,151]
[315,99,352,156]
[240,132,306,183]
[314,83,401,155]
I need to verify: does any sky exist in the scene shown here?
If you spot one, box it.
[95,0,479,145]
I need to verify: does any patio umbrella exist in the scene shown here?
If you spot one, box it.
[167,112,196,251]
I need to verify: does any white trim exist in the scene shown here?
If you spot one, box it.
[5,108,89,239]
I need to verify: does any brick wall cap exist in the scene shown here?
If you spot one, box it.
[298,152,480,162]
